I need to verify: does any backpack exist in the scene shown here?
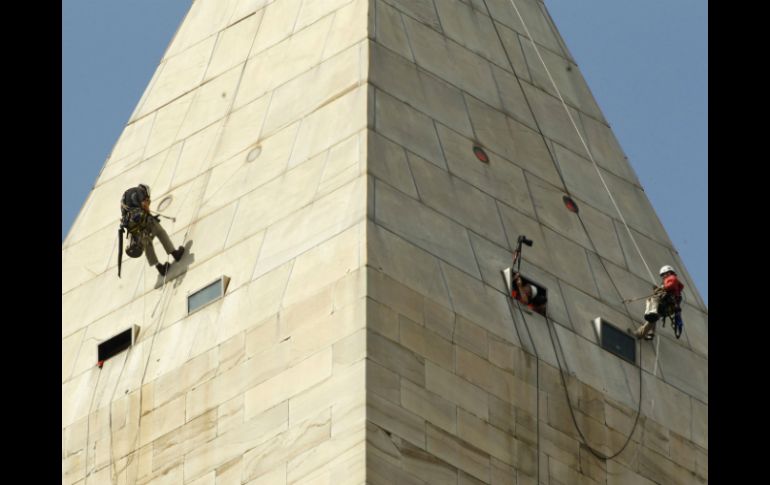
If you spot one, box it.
[119,187,150,259]
[120,187,150,236]
[117,186,153,277]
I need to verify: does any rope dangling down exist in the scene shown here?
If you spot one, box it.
[505,0,657,287]
[99,23,261,482]
[498,0,670,463]
[545,309,643,461]
[502,272,541,483]
[503,262,640,465]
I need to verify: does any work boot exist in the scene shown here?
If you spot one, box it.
[171,246,185,262]
[643,311,658,323]
[156,262,170,276]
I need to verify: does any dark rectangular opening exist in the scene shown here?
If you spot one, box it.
[599,320,636,364]
[97,327,136,364]
[502,268,548,316]
[514,276,548,317]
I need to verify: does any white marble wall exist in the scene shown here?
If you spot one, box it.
[63,1,370,483]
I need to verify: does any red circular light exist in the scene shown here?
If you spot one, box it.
[563,195,578,213]
[473,146,489,163]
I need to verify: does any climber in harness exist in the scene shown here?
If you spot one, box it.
[117,184,184,278]
[508,235,548,316]
[633,265,685,340]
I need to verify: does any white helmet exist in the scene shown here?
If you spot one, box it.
[659,265,675,277]
[530,285,538,299]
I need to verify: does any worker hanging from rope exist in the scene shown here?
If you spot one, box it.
[509,235,548,316]
[631,265,685,340]
[117,184,185,277]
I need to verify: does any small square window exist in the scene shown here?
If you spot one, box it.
[593,317,636,364]
[501,267,548,316]
[187,276,230,315]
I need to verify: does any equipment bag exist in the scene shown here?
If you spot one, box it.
[117,186,152,277]
[125,232,144,258]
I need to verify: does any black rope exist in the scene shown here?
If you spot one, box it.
[505,231,646,462]
[488,23,651,456]
[543,310,643,461]
[504,228,645,462]
[503,284,539,483]
[478,0,650,466]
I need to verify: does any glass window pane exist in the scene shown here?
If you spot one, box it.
[601,322,636,364]
[188,279,223,314]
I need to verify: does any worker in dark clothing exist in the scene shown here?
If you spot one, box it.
[120,184,184,276]
[511,272,548,316]
[635,265,685,340]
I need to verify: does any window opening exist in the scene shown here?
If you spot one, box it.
[187,275,230,315]
[563,195,578,213]
[472,146,489,163]
[158,195,173,212]
[592,317,636,364]
[97,325,139,368]
[247,145,262,162]
[503,267,548,316]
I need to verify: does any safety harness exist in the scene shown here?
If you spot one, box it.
[657,290,684,339]
[117,187,151,278]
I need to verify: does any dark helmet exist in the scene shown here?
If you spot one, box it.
[138,184,151,199]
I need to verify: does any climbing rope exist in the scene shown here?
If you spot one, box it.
[81,252,148,482]
[105,264,148,483]
[481,0,668,464]
[503,276,540,484]
[82,364,103,481]
[98,13,268,482]
[545,309,643,461]
[505,0,658,286]
[504,276,643,463]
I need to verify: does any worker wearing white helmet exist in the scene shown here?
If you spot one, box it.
[659,265,675,277]
[511,272,547,316]
[634,265,685,340]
